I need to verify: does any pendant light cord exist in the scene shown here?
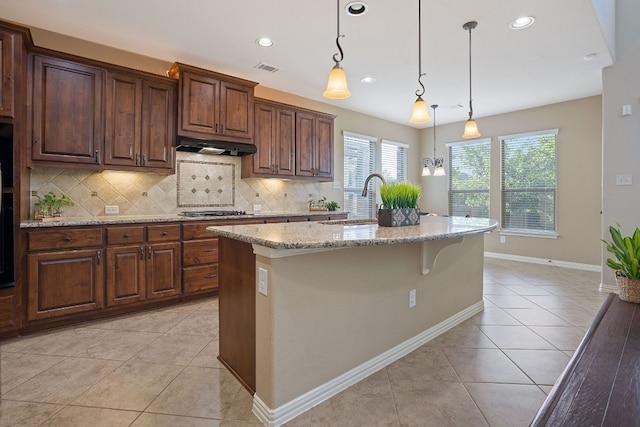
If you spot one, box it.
[333,0,345,64]
[432,104,437,158]
[415,0,425,97]
[463,21,477,121]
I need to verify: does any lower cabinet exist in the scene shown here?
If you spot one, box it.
[146,241,181,299]
[182,222,219,293]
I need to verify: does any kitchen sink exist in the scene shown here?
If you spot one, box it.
[319,218,378,225]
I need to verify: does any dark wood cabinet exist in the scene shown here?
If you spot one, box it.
[31,54,104,167]
[106,224,180,305]
[169,62,257,143]
[296,111,334,180]
[242,99,295,178]
[104,71,175,172]
[26,226,105,320]
[0,29,16,118]
[182,222,219,293]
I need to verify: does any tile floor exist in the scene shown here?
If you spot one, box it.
[1,258,608,426]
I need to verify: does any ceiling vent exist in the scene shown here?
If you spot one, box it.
[255,62,279,73]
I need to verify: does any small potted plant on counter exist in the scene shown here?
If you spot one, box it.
[34,191,75,222]
[378,182,422,227]
[326,200,340,212]
[603,223,640,303]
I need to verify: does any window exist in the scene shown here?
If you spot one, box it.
[343,133,408,219]
[447,138,491,218]
[500,129,557,234]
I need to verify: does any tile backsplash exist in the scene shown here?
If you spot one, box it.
[29,152,329,218]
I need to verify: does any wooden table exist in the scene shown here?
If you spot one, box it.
[531,293,640,426]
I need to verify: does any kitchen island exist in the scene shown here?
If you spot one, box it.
[208,216,498,427]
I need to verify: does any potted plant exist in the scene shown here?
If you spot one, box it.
[378,182,422,227]
[326,201,340,212]
[34,191,75,221]
[603,223,640,303]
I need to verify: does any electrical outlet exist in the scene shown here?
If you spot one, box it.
[253,204,262,211]
[333,181,341,189]
[409,289,416,308]
[616,174,633,186]
[104,205,119,215]
[258,267,268,296]
[500,235,506,244]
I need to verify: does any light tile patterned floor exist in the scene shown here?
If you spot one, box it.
[0,258,608,426]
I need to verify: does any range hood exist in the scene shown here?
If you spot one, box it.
[176,136,257,156]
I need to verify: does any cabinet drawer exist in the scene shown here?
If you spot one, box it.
[106,226,145,245]
[28,228,104,251]
[183,264,218,293]
[183,222,219,240]
[183,239,218,266]
[147,224,180,242]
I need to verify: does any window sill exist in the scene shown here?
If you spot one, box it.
[499,230,559,239]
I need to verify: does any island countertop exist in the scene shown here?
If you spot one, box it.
[207,215,499,250]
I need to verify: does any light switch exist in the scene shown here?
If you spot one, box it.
[616,174,633,186]
[258,267,268,296]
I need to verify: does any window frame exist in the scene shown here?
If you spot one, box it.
[446,137,492,218]
[499,128,559,237]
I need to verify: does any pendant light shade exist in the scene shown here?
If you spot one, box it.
[462,20,480,138]
[324,64,351,99]
[324,0,351,99]
[409,0,431,123]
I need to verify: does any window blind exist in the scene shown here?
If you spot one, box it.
[500,129,557,233]
[381,140,408,184]
[447,139,491,218]
[343,133,376,219]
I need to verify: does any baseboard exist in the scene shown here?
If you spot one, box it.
[252,300,485,427]
[484,252,601,272]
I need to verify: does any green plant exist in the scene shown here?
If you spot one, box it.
[379,182,421,209]
[34,191,75,216]
[326,201,340,211]
[603,223,640,280]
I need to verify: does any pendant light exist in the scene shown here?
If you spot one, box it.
[409,0,431,123]
[323,0,351,99]
[422,104,445,176]
[462,21,481,138]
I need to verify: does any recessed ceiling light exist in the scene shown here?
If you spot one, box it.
[256,37,273,47]
[509,16,535,30]
[345,1,368,16]
[361,76,376,84]
[583,53,598,61]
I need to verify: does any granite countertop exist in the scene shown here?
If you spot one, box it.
[207,216,499,250]
[19,211,346,228]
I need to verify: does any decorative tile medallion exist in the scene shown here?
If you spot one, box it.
[177,159,235,207]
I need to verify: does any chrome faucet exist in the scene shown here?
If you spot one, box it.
[361,173,387,197]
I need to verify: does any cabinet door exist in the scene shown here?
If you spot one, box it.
[219,80,253,140]
[295,111,316,177]
[252,101,276,175]
[146,242,181,299]
[106,245,146,306]
[27,249,104,320]
[275,108,295,176]
[314,115,334,179]
[31,55,104,165]
[0,30,15,118]
[141,79,175,170]
[178,70,219,137]
[104,71,142,167]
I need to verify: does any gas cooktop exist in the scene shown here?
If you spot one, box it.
[179,210,248,217]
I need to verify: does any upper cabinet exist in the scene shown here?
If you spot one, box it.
[242,98,335,181]
[31,55,104,167]
[168,62,257,143]
[30,52,176,173]
[0,29,17,118]
[104,71,176,172]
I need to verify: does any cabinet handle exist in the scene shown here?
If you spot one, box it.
[129,144,133,159]
[203,248,216,253]
[220,124,224,133]
[215,123,218,133]
[148,246,152,259]
[96,250,101,264]
[64,236,72,242]
[123,233,129,238]
[162,231,168,236]
[142,154,147,166]
[135,153,140,165]
[95,149,99,163]
[204,274,217,279]
[140,246,145,259]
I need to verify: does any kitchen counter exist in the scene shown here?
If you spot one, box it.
[19,210,347,228]
[208,215,498,250]
[208,216,498,426]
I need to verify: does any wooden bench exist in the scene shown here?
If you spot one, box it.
[530,293,640,426]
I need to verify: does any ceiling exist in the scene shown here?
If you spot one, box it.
[0,0,612,127]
